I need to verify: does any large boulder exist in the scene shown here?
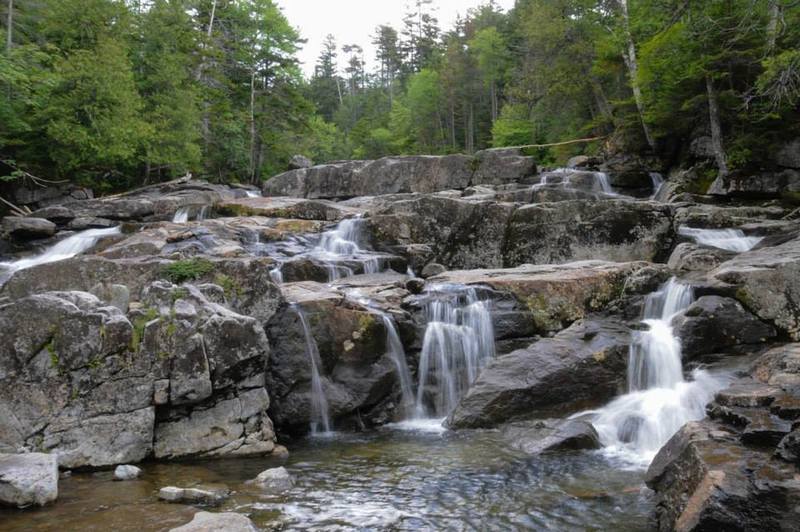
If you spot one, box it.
[708,169,800,200]
[712,235,800,340]
[503,200,674,266]
[667,243,735,273]
[671,296,776,359]
[446,318,630,429]
[502,419,600,455]
[215,197,360,221]
[0,453,58,508]
[472,148,537,186]
[2,216,57,240]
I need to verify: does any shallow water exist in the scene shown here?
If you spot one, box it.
[1,426,654,531]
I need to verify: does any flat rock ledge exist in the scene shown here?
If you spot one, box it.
[169,511,258,532]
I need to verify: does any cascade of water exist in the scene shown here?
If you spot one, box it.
[293,305,332,434]
[0,227,121,282]
[381,314,416,415]
[314,217,382,281]
[270,265,284,284]
[649,172,665,198]
[589,278,728,463]
[245,190,261,198]
[197,206,209,221]
[678,226,762,252]
[591,171,616,195]
[172,207,190,223]
[415,285,495,418]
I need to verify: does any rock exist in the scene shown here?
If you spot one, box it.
[0,453,58,508]
[712,235,800,339]
[775,138,800,169]
[566,155,599,169]
[113,464,142,481]
[646,420,800,531]
[673,204,787,229]
[405,277,425,294]
[289,154,313,170]
[247,466,294,492]
[503,200,674,266]
[28,205,75,225]
[708,169,800,200]
[158,486,230,506]
[169,511,258,532]
[689,136,716,159]
[420,263,446,278]
[776,429,800,463]
[90,282,130,312]
[2,216,57,240]
[667,243,735,273]
[751,343,800,388]
[503,419,600,455]
[216,197,360,221]
[446,318,630,429]
[671,296,776,359]
[472,149,537,185]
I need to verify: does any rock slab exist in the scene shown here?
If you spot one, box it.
[0,453,58,508]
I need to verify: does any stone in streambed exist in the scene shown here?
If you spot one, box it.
[503,419,600,455]
[0,453,58,508]
[169,511,258,532]
[2,216,57,240]
[247,466,294,493]
[158,486,230,506]
[113,464,142,481]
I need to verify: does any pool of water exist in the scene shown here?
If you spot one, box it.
[1,423,654,531]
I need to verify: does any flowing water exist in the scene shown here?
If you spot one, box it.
[172,206,209,223]
[292,305,332,434]
[415,285,496,418]
[678,226,762,252]
[314,217,382,281]
[0,429,655,531]
[588,279,729,464]
[245,190,262,198]
[0,227,121,285]
[381,313,416,416]
[649,172,664,198]
[533,169,617,196]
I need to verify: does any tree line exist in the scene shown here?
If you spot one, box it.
[1,0,798,192]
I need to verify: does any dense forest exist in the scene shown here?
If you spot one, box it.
[0,0,798,192]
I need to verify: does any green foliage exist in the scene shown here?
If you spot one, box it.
[214,273,243,299]
[130,307,160,353]
[162,258,215,284]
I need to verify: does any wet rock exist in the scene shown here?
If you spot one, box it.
[503,419,600,455]
[708,169,800,200]
[420,263,446,278]
[289,154,313,170]
[405,277,425,294]
[750,343,800,388]
[0,453,58,508]
[712,235,800,340]
[776,429,800,463]
[28,205,76,225]
[169,511,258,532]
[216,197,359,221]
[472,149,537,185]
[158,486,230,506]
[671,296,776,359]
[247,466,294,492]
[503,200,673,266]
[446,318,629,429]
[645,420,800,531]
[667,243,735,273]
[2,216,57,240]
[714,380,783,408]
[113,464,141,481]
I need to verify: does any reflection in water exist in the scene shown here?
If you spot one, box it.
[0,429,653,531]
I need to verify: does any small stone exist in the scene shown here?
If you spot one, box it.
[247,466,294,493]
[158,486,230,506]
[272,445,290,459]
[113,465,141,481]
[288,154,313,170]
[405,278,425,294]
[169,511,258,532]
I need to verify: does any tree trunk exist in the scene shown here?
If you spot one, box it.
[6,0,12,52]
[706,75,729,178]
[767,0,781,52]
[490,83,498,122]
[618,0,655,151]
[249,70,257,181]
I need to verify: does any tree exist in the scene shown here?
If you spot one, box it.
[401,0,440,74]
[309,34,342,121]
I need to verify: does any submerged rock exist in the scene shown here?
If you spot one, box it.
[446,318,630,429]
[503,419,600,455]
[158,486,230,506]
[0,453,58,508]
[169,511,258,532]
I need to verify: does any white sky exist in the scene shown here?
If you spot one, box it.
[275,0,516,77]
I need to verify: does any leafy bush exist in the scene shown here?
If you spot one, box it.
[162,258,215,284]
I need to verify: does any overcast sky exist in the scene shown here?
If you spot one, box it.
[275,0,516,78]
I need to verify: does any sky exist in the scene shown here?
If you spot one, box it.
[275,0,516,78]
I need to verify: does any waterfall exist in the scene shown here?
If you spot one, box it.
[293,305,332,434]
[532,169,617,195]
[589,279,727,463]
[314,217,382,281]
[678,226,762,252]
[245,190,261,198]
[415,285,495,418]
[649,172,665,198]
[172,207,190,223]
[380,314,416,415]
[591,171,616,195]
[197,206,209,221]
[270,265,284,284]
[0,227,121,281]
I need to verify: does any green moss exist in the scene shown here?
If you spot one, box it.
[131,307,160,353]
[687,168,718,195]
[162,258,215,284]
[214,273,243,299]
[525,293,583,332]
[170,287,189,303]
[88,357,102,370]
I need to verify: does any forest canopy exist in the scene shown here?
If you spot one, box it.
[0,0,798,191]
